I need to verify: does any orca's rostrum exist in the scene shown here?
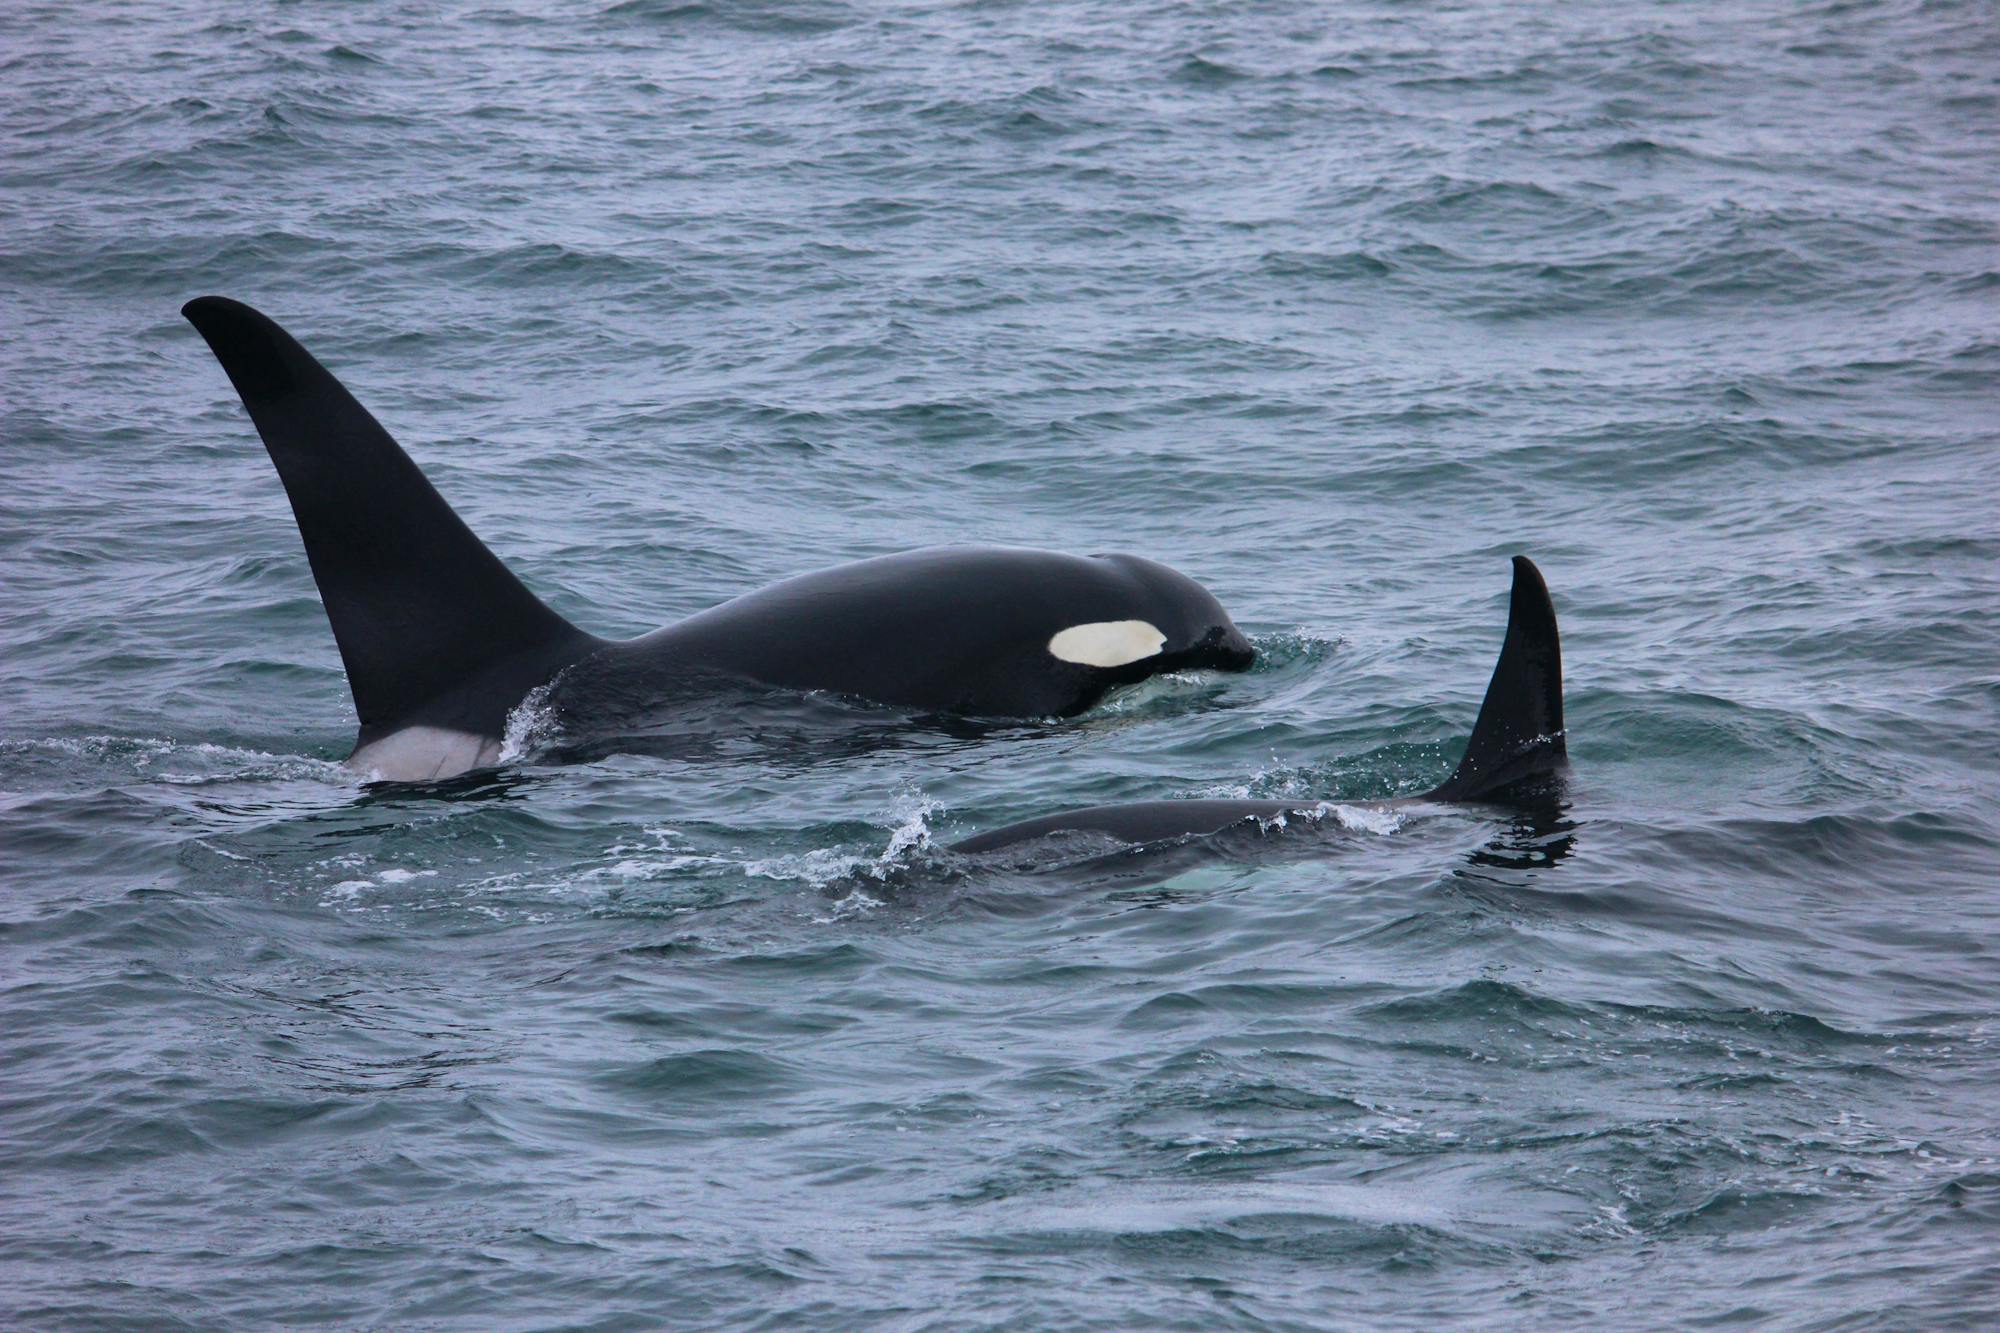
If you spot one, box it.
[183,297,1255,781]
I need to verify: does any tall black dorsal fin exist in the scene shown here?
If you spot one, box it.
[1426,555,1567,803]
[184,296,598,735]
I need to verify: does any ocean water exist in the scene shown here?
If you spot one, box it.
[3,0,1997,1325]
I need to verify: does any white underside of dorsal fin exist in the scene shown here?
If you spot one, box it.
[346,726,501,783]
[1047,619,1167,669]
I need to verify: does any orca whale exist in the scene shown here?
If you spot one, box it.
[951,556,1565,854]
[182,297,1255,782]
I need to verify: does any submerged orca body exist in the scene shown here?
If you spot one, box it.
[952,556,1566,854]
[183,297,1254,781]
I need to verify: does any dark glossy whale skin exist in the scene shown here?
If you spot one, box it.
[592,545,1252,720]
[181,295,1253,771]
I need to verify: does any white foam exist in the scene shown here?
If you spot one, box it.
[1082,669,1213,717]
[1322,802,1405,835]
[746,791,941,888]
[878,791,938,863]
[746,846,869,890]
[15,734,354,786]
[1252,802,1405,836]
[570,829,731,888]
[497,680,562,764]
[813,886,886,922]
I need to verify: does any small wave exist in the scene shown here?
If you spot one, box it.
[1590,136,1696,160]
[1363,980,1889,1056]
[5,734,353,788]
[1654,1185,1830,1237]
[1172,54,1252,86]
[745,790,941,894]
[569,827,739,889]
[1928,1173,2000,1227]
[1192,742,1448,805]
[1081,669,1226,717]
[595,1047,803,1100]
[1384,176,1590,224]
[327,867,439,899]
[414,239,661,289]
[1249,629,1342,673]
[1258,249,1394,281]
[985,1179,1455,1235]
[913,84,1089,140]
[598,0,850,31]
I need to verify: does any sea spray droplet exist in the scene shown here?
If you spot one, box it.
[876,789,940,867]
[746,790,942,889]
[498,680,562,764]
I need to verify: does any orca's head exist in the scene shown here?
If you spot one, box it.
[1075,554,1256,679]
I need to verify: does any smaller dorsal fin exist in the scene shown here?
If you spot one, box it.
[1426,555,1567,803]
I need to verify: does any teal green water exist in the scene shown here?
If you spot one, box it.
[4,0,1998,1326]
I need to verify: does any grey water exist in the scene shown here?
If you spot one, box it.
[3,0,1998,1326]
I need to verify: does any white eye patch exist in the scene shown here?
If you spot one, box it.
[1047,619,1167,669]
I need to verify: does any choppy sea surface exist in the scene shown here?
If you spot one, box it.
[4,0,1998,1326]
